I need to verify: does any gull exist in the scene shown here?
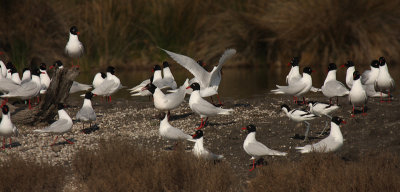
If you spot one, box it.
[65,26,84,68]
[161,48,236,102]
[34,103,74,146]
[349,71,367,117]
[142,79,188,118]
[161,61,177,89]
[21,68,31,84]
[39,63,51,94]
[281,104,318,141]
[295,116,345,153]
[187,83,234,129]
[286,57,302,85]
[321,63,349,104]
[342,60,387,98]
[91,66,121,102]
[6,63,21,85]
[76,92,96,130]
[0,105,18,149]
[272,67,314,104]
[308,101,340,136]
[1,68,41,109]
[159,114,193,144]
[242,125,287,171]
[375,57,395,102]
[191,130,224,160]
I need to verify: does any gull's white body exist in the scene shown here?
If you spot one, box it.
[91,72,121,96]
[159,114,192,141]
[21,70,31,84]
[152,79,188,111]
[321,69,349,98]
[189,89,233,118]
[0,111,18,138]
[272,73,312,97]
[76,98,96,122]
[375,63,395,93]
[349,78,367,106]
[65,33,83,58]
[243,132,287,160]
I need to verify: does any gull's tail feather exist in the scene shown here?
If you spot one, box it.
[218,108,234,115]
[271,88,285,94]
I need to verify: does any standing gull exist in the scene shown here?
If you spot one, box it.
[34,103,74,146]
[375,57,395,102]
[349,71,367,117]
[76,92,96,130]
[0,105,18,149]
[321,63,349,104]
[191,130,224,161]
[65,26,84,68]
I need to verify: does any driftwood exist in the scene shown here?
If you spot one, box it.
[13,67,79,125]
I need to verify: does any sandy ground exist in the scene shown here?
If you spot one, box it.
[1,91,399,189]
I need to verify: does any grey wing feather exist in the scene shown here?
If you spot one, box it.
[160,48,209,86]
[210,49,236,87]
[92,79,116,95]
[7,81,38,96]
[275,81,305,95]
[361,70,371,84]
[38,119,71,133]
[322,81,349,97]
[247,142,286,156]
[76,106,96,121]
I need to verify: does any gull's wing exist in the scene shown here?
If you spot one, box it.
[76,106,96,121]
[322,81,349,97]
[273,81,306,95]
[210,49,236,87]
[246,142,286,157]
[38,119,71,133]
[7,81,38,97]
[160,48,209,86]
[92,79,117,95]
[361,70,371,84]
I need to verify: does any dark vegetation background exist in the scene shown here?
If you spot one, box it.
[0,0,399,70]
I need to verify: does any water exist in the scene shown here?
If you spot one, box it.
[74,64,399,100]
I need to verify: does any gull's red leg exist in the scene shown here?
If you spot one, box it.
[50,136,59,146]
[249,159,256,171]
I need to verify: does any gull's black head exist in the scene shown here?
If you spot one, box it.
[153,65,161,72]
[31,68,41,76]
[242,124,256,133]
[281,104,290,111]
[162,61,169,68]
[100,72,106,79]
[371,60,379,68]
[70,26,79,35]
[379,57,386,66]
[85,92,94,100]
[344,60,354,68]
[107,66,115,74]
[10,66,18,74]
[353,71,361,80]
[55,60,63,68]
[192,130,204,139]
[187,83,200,91]
[57,103,65,110]
[303,67,313,75]
[197,60,205,67]
[332,116,346,126]
[2,105,9,114]
[308,101,316,105]
[143,83,157,94]
[23,68,30,73]
[289,57,300,66]
[40,63,47,70]
[6,62,13,69]
[328,63,337,71]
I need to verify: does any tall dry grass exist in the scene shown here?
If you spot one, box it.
[73,139,240,191]
[0,156,66,191]
[0,0,399,70]
[248,152,400,191]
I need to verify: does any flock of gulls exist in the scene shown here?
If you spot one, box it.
[0,26,396,172]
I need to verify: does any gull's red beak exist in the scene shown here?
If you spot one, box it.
[77,32,80,35]
[241,127,246,130]
[287,62,291,66]
[93,94,97,96]
[0,52,3,55]
[192,134,197,139]
[49,66,54,69]
[41,72,46,74]
[186,86,191,89]
[152,69,154,72]
[342,121,347,124]
[202,63,206,67]
[340,64,345,68]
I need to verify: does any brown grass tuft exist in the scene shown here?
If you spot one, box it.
[73,139,240,191]
[248,152,400,191]
[0,155,66,191]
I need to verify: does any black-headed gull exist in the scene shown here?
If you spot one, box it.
[308,101,340,136]
[1,68,41,109]
[296,116,345,153]
[281,104,318,141]
[76,92,96,129]
[342,60,387,98]
[187,83,234,129]
[21,68,31,84]
[286,57,301,85]
[91,66,121,102]
[159,114,192,143]
[242,125,287,171]
[272,67,313,104]
[191,130,224,160]
[161,48,236,102]
[65,26,83,68]
[321,63,349,104]
[39,63,51,94]
[375,57,395,102]
[142,79,188,118]
[34,103,74,146]
[0,105,18,149]
[6,64,21,85]
[349,71,367,117]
